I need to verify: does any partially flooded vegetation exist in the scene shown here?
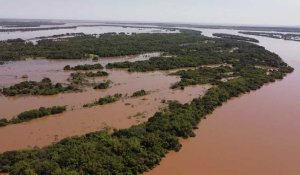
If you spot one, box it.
[213,33,259,43]
[64,63,104,71]
[0,106,66,127]
[0,29,294,175]
[131,89,149,97]
[83,94,122,108]
[93,80,112,90]
[1,77,78,96]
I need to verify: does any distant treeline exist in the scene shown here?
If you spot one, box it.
[0,26,77,32]
[0,21,64,28]
[239,31,300,42]
[213,33,259,43]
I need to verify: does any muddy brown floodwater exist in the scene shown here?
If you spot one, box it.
[0,53,210,152]
[146,30,300,175]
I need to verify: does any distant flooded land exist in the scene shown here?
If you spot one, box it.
[0,20,299,175]
[239,31,300,42]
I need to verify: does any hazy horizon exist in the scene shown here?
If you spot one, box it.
[0,0,300,27]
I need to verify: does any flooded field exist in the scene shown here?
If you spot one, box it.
[0,52,160,87]
[0,53,210,152]
[146,29,300,175]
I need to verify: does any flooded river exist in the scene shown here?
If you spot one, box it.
[0,53,209,152]
[146,29,300,175]
[1,25,300,174]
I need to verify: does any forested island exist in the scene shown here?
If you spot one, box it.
[239,31,300,42]
[213,33,259,43]
[0,30,294,175]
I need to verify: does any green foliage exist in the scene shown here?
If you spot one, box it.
[0,119,9,127]
[239,31,300,42]
[1,78,78,96]
[85,71,109,77]
[94,80,111,90]
[131,90,148,97]
[0,30,294,175]
[64,64,103,71]
[68,71,109,86]
[213,33,259,43]
[0,106,66,128]
[171,66,233,89]
[0,30,202,61]
[106,35,287,72]
[83,94,122,108]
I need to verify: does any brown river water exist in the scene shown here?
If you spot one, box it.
[146,30,300,175]
[0,53,210,152]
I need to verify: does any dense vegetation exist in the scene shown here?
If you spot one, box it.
[94,81,111,90]
[68,71,109,85]
[0,30,294,175]
[83,94,122,108]
[213,33,259,43]
[64,64,104,71]
[85,71,109,77]
[0,64,292,174]
[131,90,149,97]
[0,106,66,127]
[171,66,233,89]
[36,33,86,40]
[0,30,203,61]
[1,78,78,96]
[106,34,288,72]
[239,31,300,42]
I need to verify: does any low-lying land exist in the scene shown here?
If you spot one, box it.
[0,106,66,127]
[0,30,294,175]
[239,31,300,42]
[213,33,259,43]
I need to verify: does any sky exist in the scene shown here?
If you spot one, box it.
[0,0,300,26]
